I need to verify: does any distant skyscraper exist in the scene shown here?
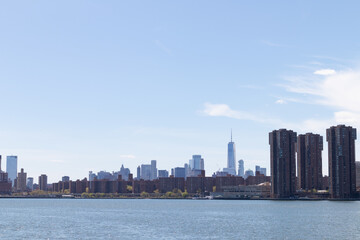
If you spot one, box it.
[269,129,297,198]
[174,167,186,178]
[140,164,151,180]
[97,171,112,180]
[190,155,204,170]
[119,164,131,180]
[184,163,190,178]
[39,174,48,191]
[62,176,70,182]
[16,168,27,192]
[158,170,169,178]
[151,160,157,180]
[188,155,204,177]
[297,133,323,191]
[327,125,357,198]
[27,177,34,191]
[224,131,236,175]
[137,166,141,180]
[6,156,18,186]
[238,159,244,177]
[244,169,254,179]
[89,171,94,181]
[89,171,96,189]
[255,165,267,176]
[356,161,360,188]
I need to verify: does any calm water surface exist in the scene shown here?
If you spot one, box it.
[0,199,359,239]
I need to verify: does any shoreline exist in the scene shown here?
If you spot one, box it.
[0,195,359,201]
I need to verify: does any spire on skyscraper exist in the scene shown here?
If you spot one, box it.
[224,130,236,175]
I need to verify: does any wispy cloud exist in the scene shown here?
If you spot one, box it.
[275,99,286,104]
[202,103,282,125]
[313,69,336,76]
[282,65,360,128]
[284,69,360,111]
[311,55,353,63]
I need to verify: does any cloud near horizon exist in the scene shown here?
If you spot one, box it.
[202,103,282,125]
[285,68,360,113]
[203,65,360,133]
[283,67,360,128]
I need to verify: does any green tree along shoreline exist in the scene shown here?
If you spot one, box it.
[4,188,192,199]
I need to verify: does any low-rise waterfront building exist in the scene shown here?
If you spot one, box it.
[158,177,185,193]
[212,183,271,199]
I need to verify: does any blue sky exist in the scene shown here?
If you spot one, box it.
[1,1,360,182]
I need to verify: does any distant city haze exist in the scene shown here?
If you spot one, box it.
[1,1,360,182]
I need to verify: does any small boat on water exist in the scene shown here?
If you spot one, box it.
[192,196,213,200]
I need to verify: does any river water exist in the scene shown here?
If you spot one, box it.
[0,199,359,239]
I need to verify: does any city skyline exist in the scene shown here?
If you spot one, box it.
[2,2,360,182]
[0,128,272,183]
[0,124,356,185]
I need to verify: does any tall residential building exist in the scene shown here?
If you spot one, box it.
[269,129,297,198]
[16,168,27,192]
[151,160,157,180]
[238,159,244,177]
[297,133,323,191]
[6,156,18,186]
[356,161,360,189]
[27,177,34,191]
[326,125,357,198]
[38,174,48,191]
[224,132,236,175]
[0,155,10,183]
[0,171,8,182]
[158,170,169,178]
